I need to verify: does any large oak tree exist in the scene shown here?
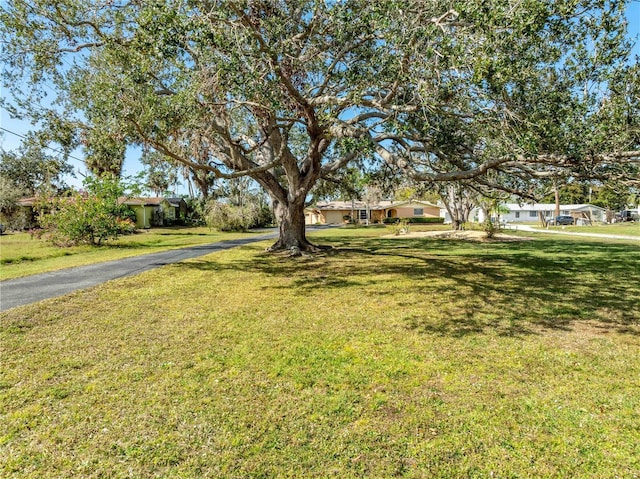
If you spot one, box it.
[1,0,638,250]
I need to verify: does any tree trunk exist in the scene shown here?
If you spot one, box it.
[440,183,474,231]
[268,199,317,253]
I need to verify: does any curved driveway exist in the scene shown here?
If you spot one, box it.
[0,232,278,312]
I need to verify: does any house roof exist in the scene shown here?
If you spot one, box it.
[17,196,184,208]
[505,203,606,212]
[314,199,439,211]
[119,197,170,206]
[166,197,187,207]
[17,196,37,207]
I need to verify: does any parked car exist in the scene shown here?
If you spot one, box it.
[618,210,639,222]
[552,215,574,225]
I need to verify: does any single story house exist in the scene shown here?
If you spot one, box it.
[11,196,188,230]
[496,203,607,224]
[305,200,441,225]
[440,203,607,224]
[16,196,37,211]
[119,197,187,228]
[13,196,38,228]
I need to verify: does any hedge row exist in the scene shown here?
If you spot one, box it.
[383,217,445,224]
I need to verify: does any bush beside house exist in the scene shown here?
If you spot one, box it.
[383,217,445,224]
[36,192,136,246]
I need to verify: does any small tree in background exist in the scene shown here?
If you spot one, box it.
[205,177,274,231]
[0,136,73,196]
[0,174,25,229]
[37,176,136,246]
[479,198,510,239]
[204,201,260,232]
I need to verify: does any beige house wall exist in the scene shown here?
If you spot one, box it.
[393,205,440,218]
[370,210,385,223]
[305,210,324,225]
[311,202,441,225]
[324,210,349,224]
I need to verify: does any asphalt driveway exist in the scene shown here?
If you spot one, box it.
[0,232,278,312]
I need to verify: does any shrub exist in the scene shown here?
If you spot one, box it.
[0,175,32,230]
[205,199,274,231]
[253,202,276,228]
[388,218,410,235]
[205,201,257,231]
[1,208,35,231]
[482,218,500,239]
[408,217,445,224]
[383,217,444,224]
[36,176,136,246]
[184,197,207,226]
[385,218,410,234]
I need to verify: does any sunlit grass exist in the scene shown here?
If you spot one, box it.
[536,221,640,237]
[0,227,254,280]
[1,229,639,477]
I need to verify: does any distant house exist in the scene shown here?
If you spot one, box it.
[119,197,188,228]
[16,196,36,211]
[12,196,188,230]
[440,203,608,224]
[497,203,607,224]
[14,196,38,228]
[305,200,441,225]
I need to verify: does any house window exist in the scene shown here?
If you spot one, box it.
[529,210,537,217]
[515,212,520,219]
[359,210,368,220]
[413,208,423,216]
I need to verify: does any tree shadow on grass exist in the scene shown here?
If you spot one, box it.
[178,235,640,337]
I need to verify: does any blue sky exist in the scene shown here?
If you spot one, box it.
[1,2,639,193]
[629,2,640,39]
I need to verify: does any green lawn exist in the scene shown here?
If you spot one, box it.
[536,221,640,237]
[0,227,255,280]
[1,228,640,477]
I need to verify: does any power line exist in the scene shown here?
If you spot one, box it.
[0,125,87,167]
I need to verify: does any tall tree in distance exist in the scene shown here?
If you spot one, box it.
[140,149,179,197]
[1,1,638,251]
[0,133,73,195]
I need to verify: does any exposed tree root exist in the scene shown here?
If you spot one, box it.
[266,239,332,256]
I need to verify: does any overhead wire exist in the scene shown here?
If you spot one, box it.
[0,125,87,168]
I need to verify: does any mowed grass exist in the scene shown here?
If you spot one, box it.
[0,227,255,280]
[1,227,640,478]
[538,221,640,237]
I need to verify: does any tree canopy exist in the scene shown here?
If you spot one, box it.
[1,0,638,250]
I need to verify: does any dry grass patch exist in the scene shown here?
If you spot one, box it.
[384,229,533,242]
